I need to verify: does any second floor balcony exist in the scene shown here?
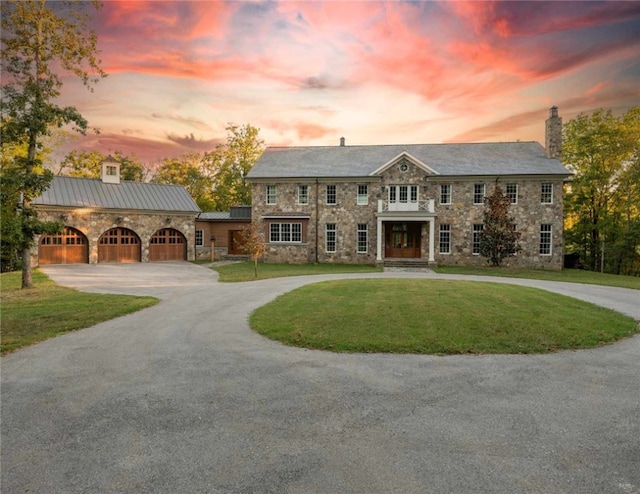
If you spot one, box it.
[378,198,435,213]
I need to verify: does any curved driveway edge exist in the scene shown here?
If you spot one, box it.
[2,262,639,494]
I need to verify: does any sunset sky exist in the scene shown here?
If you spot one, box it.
[56,0,640,166]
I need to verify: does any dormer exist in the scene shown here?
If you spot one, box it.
[101,155,121,184]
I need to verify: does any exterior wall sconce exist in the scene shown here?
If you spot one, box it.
[115,216,123,223]
[59,213,69,221]
[165,217,172,224]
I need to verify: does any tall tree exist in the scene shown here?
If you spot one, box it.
[1,0,106,287]
[153,153,215,211]
[204,124,264,211]
[563,107,639,274]
[479,184,521,266]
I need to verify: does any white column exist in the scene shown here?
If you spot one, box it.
[428,218,435,262]
[376,217,383,261]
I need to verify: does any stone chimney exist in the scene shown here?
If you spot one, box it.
[545,106,562,159]
[101,155,121,184]
[340,137,345,146]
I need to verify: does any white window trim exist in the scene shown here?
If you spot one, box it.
[326,185,337,205]
[472,224,483,255]
[439,224,451,254]
[506,183,518,204]
[440,184,452,205]
[195,229,204,247]
[540,224,552,256]
[326,223,336,253]
[388,185,418,204]
[473,184,485,205]
[357,185,368,205]
[357,224,368,254]
[269,222,303,243]
[266,185,277,205]
[297,185,309,205]
[541,183,554,204]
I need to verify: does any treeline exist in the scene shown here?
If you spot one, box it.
[563,107,640,276]
[56,123,264,212]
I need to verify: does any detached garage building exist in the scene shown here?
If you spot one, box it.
[32,156,200,265]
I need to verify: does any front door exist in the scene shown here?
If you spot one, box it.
[385,222,421,258]
[228,230,244,255]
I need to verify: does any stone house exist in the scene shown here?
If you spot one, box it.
[195,206,252,261]
[32,156,200,265]
[246,107,571,269]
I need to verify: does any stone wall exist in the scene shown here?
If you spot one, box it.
[250,165,565,269]
[33,207,196,265]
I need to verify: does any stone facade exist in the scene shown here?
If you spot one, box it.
[33,206,196,265]
[251,162,566,269]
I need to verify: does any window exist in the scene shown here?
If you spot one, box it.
[195,229,204,247]
[473,184,485,204]
[506,183,518,204]
[266,185,277,205]
[326,185,337,205]
[439,224,451,254]
[357,224,368,253]
[472,224,484,254]
[298,185,308,205]
[357,185,368,205]
[106,165,117,176]
[540,224,552,255]
[440,184,451,205]
[541,183,553,204]
[326,223,336,253]
[389,185,418,203]
[269,222,302,243]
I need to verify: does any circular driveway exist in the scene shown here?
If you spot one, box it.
[2,263,639,494]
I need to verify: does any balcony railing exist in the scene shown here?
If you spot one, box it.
[378,199,435,213]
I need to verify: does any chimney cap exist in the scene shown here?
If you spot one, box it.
[339,136,345,146]
[550,106,559,117]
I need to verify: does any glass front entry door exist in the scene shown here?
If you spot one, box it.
[384,222,422,258]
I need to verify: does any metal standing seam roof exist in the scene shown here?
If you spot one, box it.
[33,176,201,212]
[246,141,571,179]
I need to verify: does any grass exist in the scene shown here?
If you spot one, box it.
[1,270,159,355]
[434,265,640,290]
[213,261,382,282]
[250,279,638,355]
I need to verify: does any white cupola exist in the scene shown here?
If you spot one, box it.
[101,155,121,184]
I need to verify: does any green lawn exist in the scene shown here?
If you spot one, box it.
[434,265,640,290]
[1,270,158,355]
[213,261,382,282]
[250,279,638,354]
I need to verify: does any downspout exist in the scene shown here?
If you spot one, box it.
[315,179,319,263]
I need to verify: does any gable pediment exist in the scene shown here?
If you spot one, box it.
[370,151,439,176]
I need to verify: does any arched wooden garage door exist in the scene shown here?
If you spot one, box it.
[39,227,89,265]
[98,228,141,263]
[149,228,187,261]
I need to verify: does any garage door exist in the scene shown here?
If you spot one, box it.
[39,227,89,265]
[98,228,141,263]
[149,228,186,261]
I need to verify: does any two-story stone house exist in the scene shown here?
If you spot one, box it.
[246,107,571,269]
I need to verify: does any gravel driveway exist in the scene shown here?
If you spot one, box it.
[2,262,639,494]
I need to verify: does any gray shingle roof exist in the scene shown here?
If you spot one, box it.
[33,176,200,212]
[247,142,570,179]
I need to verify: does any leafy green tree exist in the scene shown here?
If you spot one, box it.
[563,107,640,274]
[1,0,106,287]
[153,153,215,210]
[479,184,521,266]
[58,150,146,181]
[205,124,264,210]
